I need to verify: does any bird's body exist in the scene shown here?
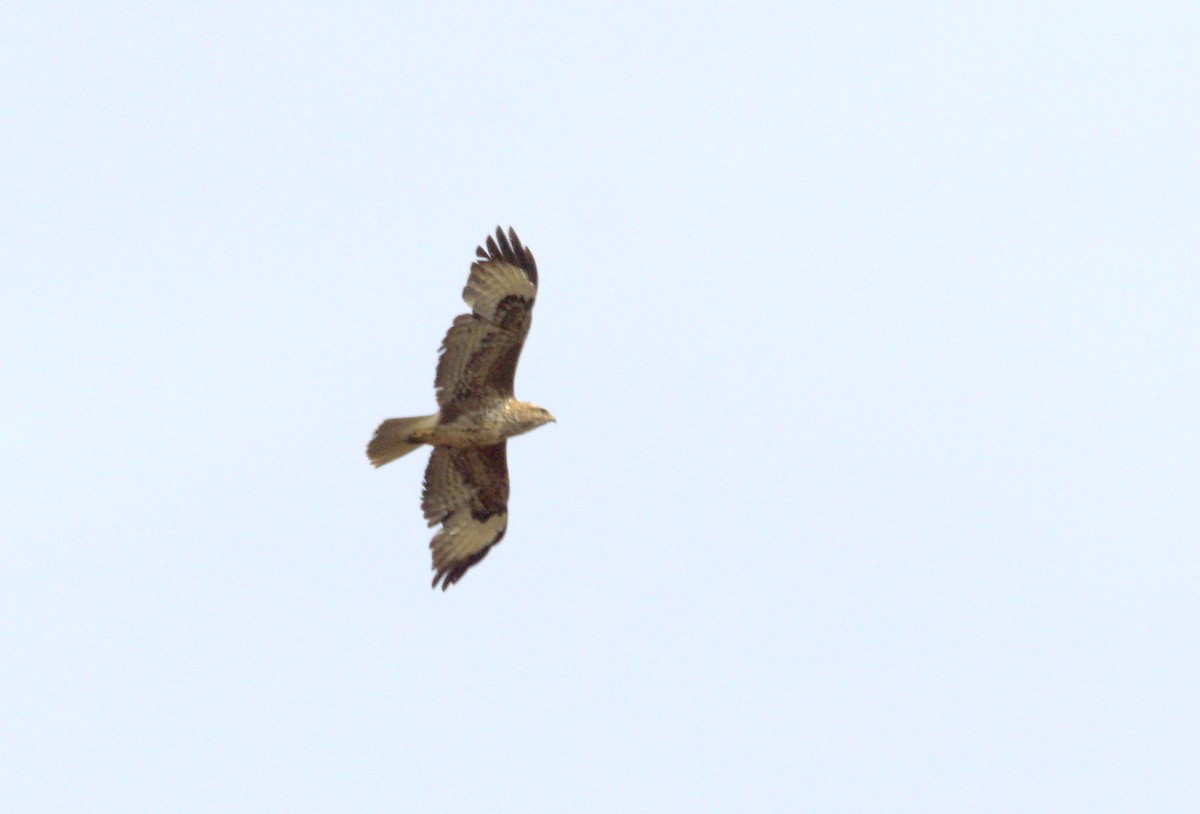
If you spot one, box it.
[367,227,553,589]
[415,400,553,449]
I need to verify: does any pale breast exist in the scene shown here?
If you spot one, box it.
[430,400,514,447]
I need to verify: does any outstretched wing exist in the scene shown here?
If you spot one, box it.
[434,227,538,412]
[421,443,510,590]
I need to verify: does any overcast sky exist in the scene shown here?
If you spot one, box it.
[3,3,1197,812]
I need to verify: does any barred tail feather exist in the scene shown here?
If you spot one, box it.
[367,415,438,467]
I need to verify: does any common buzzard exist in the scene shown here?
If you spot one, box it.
[367,227,554,589]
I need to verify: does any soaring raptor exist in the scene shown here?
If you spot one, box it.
[367,227,554,589]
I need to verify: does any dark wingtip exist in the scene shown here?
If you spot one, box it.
[431,567,455,590]
[432,567,460,591]
[494,226,512,258]
[430,546,493,591]
[474,225,537,285]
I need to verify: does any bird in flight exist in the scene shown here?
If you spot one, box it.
[367,227,555,589]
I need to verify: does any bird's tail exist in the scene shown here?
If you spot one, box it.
[367,414,439,467]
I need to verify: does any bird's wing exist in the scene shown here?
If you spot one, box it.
[421,442,510,590]
[434,227,538,410]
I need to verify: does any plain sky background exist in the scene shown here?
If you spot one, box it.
[3,3,1197,811]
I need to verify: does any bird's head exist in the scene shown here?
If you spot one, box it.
[531,405,557,428]
[512,402,556,435]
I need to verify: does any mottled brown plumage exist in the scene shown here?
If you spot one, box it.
[367,227,554,589]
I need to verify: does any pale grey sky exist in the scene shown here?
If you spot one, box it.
[3,3,1197,811]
